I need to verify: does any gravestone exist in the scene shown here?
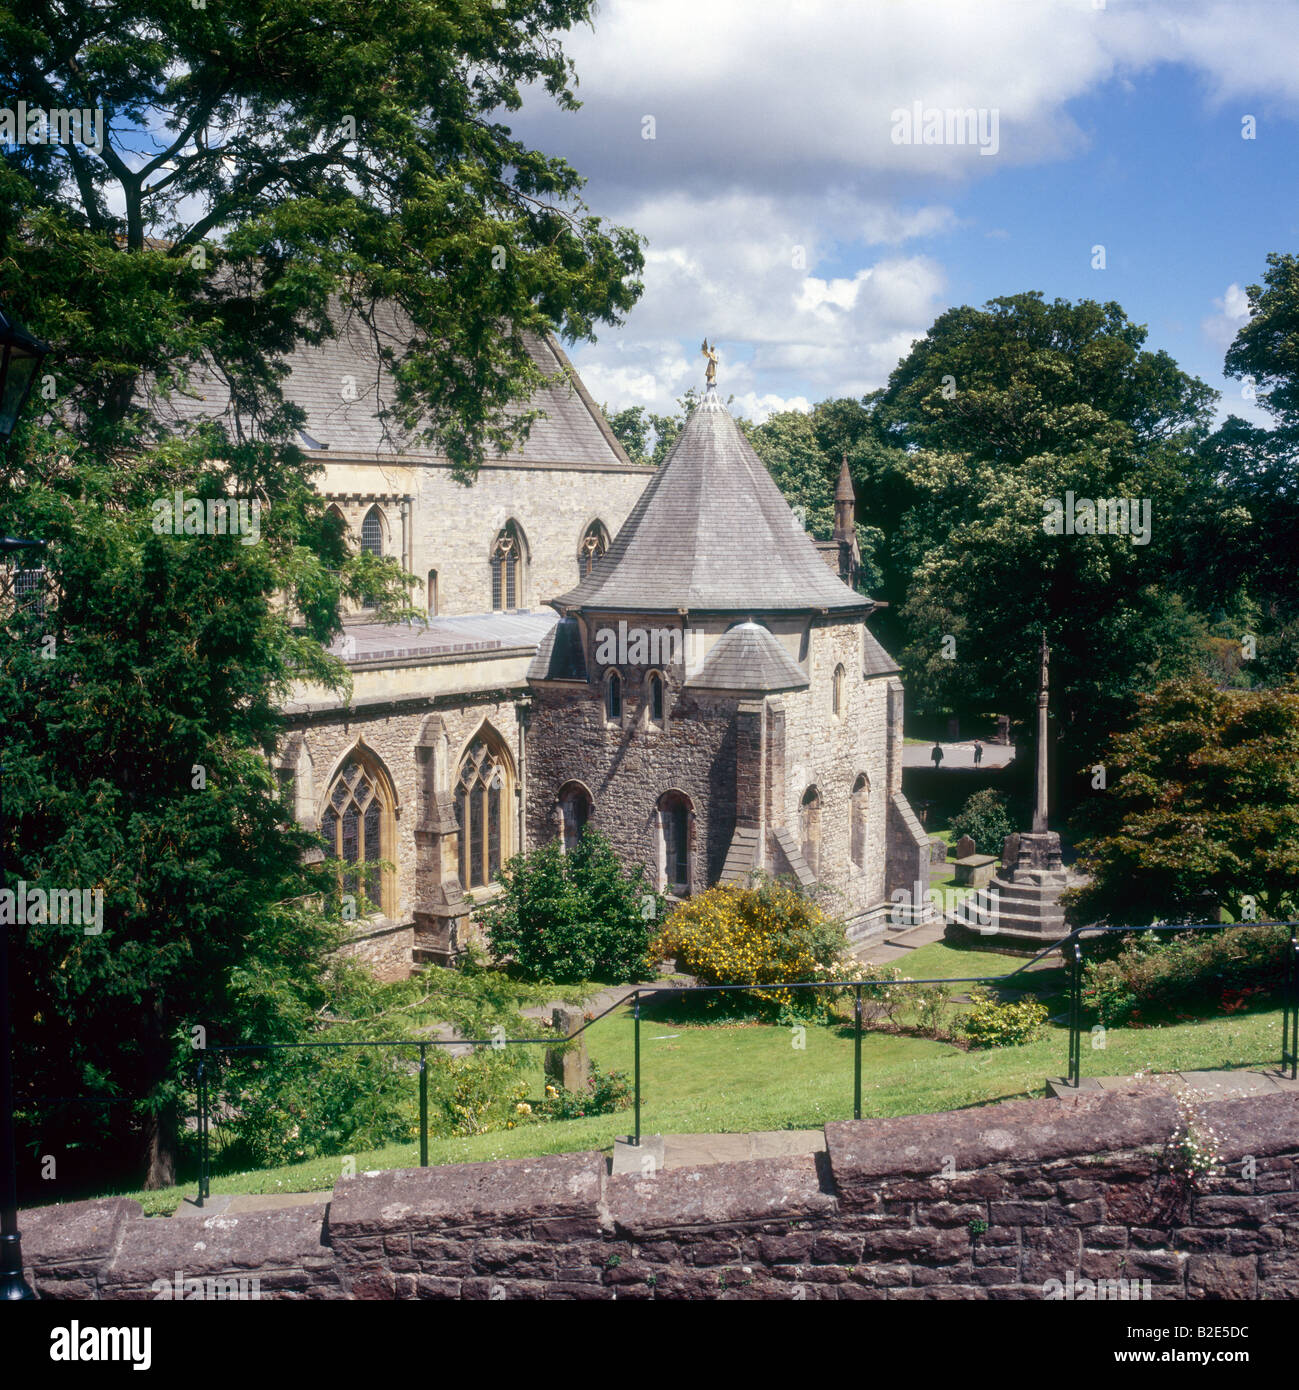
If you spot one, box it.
[955,834,976,860]
[929,836,948,865]
[954,854,997,889]
[544,1006,591,1093]
[946,716,960,741]
[995,714,1011,745]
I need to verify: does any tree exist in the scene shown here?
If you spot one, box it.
[1180,253,1299,687]
[0,0,643,1187]
[2,0,643,473]
[1065,678,1299,927]
[604,390,706,467]
[480,829,661,982]
[871,293,1218,781]
[949,789,1016,857]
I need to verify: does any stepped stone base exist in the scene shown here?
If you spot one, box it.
[947,830,1080,945]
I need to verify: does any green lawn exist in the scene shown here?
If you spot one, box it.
[78,941,1284,1216]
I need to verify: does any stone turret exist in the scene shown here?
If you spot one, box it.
[526,380,930,943]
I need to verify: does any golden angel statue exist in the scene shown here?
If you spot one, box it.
[700,338,718,386]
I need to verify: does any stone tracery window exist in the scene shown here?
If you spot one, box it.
[578,521,609,578]
[491,521,524,611]
[360,505,385,557]
[456,733,511,889]
[321,752,395,916]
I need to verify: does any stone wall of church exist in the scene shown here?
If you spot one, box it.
[779,620,892,924]
[282,691,526,975]
[320,460,651,618]
[525,666,737,895]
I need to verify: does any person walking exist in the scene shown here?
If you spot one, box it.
[973,739,984,767]
[930,742,944,769]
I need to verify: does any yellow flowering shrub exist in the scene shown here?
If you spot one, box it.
[650,877,850,1014]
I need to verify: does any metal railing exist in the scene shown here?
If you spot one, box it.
[189,919,1297,1202]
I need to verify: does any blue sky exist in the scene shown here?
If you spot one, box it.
[506,0,1299,426]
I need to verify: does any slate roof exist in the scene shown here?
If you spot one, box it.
[684,621,809,693]
[326,611,558,665]
[527,614,588,682]
[551,387,875,616]
[863,628,900,679]
[152,299,632,468]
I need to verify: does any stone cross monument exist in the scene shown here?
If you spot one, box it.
[1033,629,1050,833]
[947,628,1073,943]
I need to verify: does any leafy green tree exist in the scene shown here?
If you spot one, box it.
[480,829,661,982]
[1066,678,1299,927]
[948,789,1016,857]
[2,0,643,472]
[747,402,887,595]
[872,292,1218,780]
[0,0,643,1187]
[1180,253,1299,687]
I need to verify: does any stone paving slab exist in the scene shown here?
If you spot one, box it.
[660,1128,826,1169]
[170,1190,332,1220]
[1046,1068,1299,1101]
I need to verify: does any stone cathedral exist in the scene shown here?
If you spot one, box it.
[175,313,928,975]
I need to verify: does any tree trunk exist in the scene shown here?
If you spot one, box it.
[142,1099,178,1190]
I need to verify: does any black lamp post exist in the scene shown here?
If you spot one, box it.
[0,303,50,1300]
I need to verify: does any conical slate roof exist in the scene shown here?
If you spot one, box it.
[685,621,809,693]
[552,387,873,615]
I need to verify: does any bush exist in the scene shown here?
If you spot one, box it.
[1082,925,1287,1025]
[854,963,909,1028]
[537,1064,635,1120]
[949,789,1016,857]
[481,829,663,983]
[959,989,1049,1048]
[210,961,545,1167]
[650,875,850,1016]
[912,983,951,1038]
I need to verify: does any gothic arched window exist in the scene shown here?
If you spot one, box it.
[658,790,693,896]
[578,521,609,578]
[321,752,395,917]
[360,506,385,557]
[605,670,622,723]
[558,781,593,853]
[647,671,665,725]
[491,521,524,611]
[800,785,822,880]
[832,663,845,718]
[851,773,870,871]
[456,733,511,889]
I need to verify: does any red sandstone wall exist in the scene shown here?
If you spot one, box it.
[20,1090,1299,1300]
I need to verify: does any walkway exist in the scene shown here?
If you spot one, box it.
[903,740,1016,771]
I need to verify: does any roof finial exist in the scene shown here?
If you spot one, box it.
[700,338,718,388]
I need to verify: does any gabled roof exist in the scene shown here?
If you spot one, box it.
[685,621,809,693]
[152,300,633,468]
[551,387,874,616]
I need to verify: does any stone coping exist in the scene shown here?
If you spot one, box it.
[19,1088,1299,1298]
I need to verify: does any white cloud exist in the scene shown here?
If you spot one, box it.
[526,0,1299,413]
[1201,282,1251,348]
